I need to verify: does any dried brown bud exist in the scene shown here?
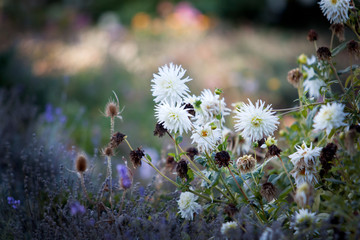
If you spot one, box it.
[330,24,345,42]
[224,203,238,217]
[186,147,199,161]
[153,122,167,138]
[236,155,256,173]
[130,147,144,168]
[165,156,176,170]
[317,47,332,61]
[319,143,337,178]
[215,151,231,168]
[260,182,277,202]
[347,40,360,57]
[287,68,303,88]
[103,147,114,157]
[75,154,87,173]
[184,103,196,116]
[110,132,126,148]
[307,29,318,42]
[267,145,282,157]
[176,160,188,179]
[105,101,118,118]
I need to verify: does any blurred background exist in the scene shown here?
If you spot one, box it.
[0,0,352,178]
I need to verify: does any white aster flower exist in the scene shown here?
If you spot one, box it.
[234,99,279,142]
[303,66,326,99]
[306,55,317,66]
[193,89,230,125]
[319,0,350,24]
[221,221,238,236]
[151,63,192,104]
[291,209,317,234]
[291,165,318,186]
[313,102,348,135]
[289,141,322,168]
[191,122,222,153]
[178,192,202,220]
[155,101,192,135]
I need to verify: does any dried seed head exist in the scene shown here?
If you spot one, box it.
[215,151,231,168]
[330,24,345,42]
[317,47,332,61]
[260,182,277,202]
[75,154,87,173]
[130,147,144,168]
[224,203,238,217]
[287,68,303,88]
[110,132,126,148]
[176,160,188,179]
[236,155,256,173]
[257,138,265,148]
[267,144,282,157]
[294,182,314,207]
[186,147,199,161]
[153,122,168,138]
[319,143,337,178]
[105,101,118,118]
[347,40,360,57]
[103,147,114,157]
[166,156,176,170]
[307,29,318,42]
[184,103,196,117]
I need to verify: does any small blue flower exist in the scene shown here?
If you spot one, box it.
[70,201,86,216]
[7,196,20,209]
[117,164,132,189]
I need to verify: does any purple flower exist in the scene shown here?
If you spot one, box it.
[45,104,54,123]
[7,197,20,209]
[117,164,132,189]
[70,201,86,216]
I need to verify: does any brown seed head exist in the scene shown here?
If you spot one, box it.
[317,47,332,61]
[347,40,360,57]
[260,182,277,202]
[224,203,238,217]
[214,151,231,168]
[176,160,188,179]
[186,147,199,161]
[330,24,345,42]
[267,145,282,157]
[130,147,144,168]
[153,122,168,138]
[110,132,126,148]
[236,155,256,173]
[287,68,303,88]
[165,156,176,170]
[75,154,87,173]
[307,29,318,42]
[105,101,118,118]
[103,147,114,157]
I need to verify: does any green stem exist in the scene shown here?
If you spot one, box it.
[278,155,295,192]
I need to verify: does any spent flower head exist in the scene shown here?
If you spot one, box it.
[155,101,192,135]
[289,141,322,168]
[236,155,256,173]
[313,102,348,135]
[291,165,318,186]
[234,99,279,142]
[178,192,202,220]
[151,63,192,104]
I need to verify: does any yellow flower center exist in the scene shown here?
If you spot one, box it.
[331,0,337,4]
[201,130,208,137]
[251,116,262,127]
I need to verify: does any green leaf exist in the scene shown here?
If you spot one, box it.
[168,153,176,158]
[146,154,152,162]
[338,65,359,76]
[278,185,292,200]
[301,108,308,118]
[194,155,207,166]
[175,136,183,145]
[210,172,220,188]
[331,40,350,56]
[268,173,284,184]
[324,178,346,184]
[226,175,244,194]
[186,168,194,183]
[306,105,320,129]
[328,128,336,139]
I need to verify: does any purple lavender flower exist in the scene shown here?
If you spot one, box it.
[70,201,86,216]
[117,164,132,189]
[7,197,20,209]
[45,104,54,123]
